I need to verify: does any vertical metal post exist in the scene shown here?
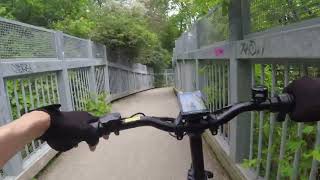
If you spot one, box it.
[87,40,97,98]
[176,61,180,89]
[0,71,23,176]
[55,31,73,111]
[292,65,307,180]
[277,64,290,180]
[103,46,111,100]
[195,59,199,90]
[241,0,251,35]
[182,60,186,91]
[165,69,168,87]
[228,0,252,163]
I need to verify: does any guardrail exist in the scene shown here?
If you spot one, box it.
[173,1,320,179]
[0,18,154,180]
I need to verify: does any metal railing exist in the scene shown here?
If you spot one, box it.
[154,69,175,88]
[173,1,320,179]
[0,18,154,179]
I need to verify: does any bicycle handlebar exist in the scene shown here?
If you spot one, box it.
[91,93,294,139]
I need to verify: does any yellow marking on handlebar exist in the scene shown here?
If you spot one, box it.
[124,116,141,123]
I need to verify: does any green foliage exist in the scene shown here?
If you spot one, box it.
[0,0,92,27]
[90,3,171,70]
[199,63,320,179]
[242,158,258,169]
[6,76,59,120]
[250,0,320,32]
[52,16,95,39]
[85,93,111,117]
[0,0,174,71]
[239,64,320,179]
[168,0,227,32]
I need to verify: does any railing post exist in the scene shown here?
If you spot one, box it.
[178,60,182,90]
[0,72,23,176]
[117,68,122,93]
[228,0,252,163]
[87,40,98,98]
[195,59,199,90]
[133,72,136,91]
[165,69,168,87]
[103,45,110,95]
[241,0,251,35]
[55,31,73,111]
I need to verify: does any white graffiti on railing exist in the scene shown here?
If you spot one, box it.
[11,63,33,73]
[240,40,264,56]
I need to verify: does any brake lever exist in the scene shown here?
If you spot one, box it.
[91,113,123,137]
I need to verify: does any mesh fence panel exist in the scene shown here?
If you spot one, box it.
[121,70,129,92]
[5,72,60,160]
[175,36,185,55]
[63,35,89,58]
[250,0,320,33]
[108,67,119,95]
[198,6,229,48]
[128,72,135,90]
[92,43,105,59]
[0,19,56,59]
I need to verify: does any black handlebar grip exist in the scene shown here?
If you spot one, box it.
[270,93,294,122]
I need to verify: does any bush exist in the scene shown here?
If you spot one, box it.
[85,93,112,117]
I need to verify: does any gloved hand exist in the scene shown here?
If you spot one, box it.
[35,104,100,152]
[284,77,320,122]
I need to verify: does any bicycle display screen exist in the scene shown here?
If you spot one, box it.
[177,91,208,114]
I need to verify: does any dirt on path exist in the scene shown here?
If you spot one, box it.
[38,88,230,180]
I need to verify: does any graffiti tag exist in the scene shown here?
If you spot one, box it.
[213,48,225,57]
[11,64,33,73]
[240,40,264,56]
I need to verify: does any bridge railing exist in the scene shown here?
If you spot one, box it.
[173,1,320,179]
[154,69,175,88]
[0,17,154,180]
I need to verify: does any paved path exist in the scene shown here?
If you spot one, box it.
[38,88,229,180]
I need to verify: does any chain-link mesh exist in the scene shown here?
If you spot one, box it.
[198,5,229,48]
[174,36,184,55]
[92,43,105,59]
[0,19,56,59]
[250,0,320,33]
[63,35,89,58]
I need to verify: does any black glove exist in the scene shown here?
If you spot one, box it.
[284,77,320,122]
[35,104,100,152]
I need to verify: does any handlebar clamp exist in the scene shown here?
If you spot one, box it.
[252,86,268,103]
